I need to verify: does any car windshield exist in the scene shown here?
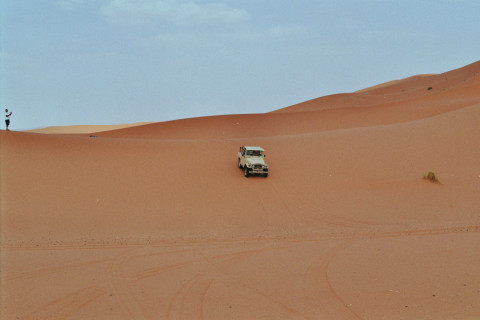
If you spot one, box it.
[246,150,263,156]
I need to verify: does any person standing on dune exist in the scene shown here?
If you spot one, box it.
[5,109,12,131]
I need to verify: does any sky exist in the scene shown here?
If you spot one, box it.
[1,0,479,130]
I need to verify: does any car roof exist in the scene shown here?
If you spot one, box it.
[244,146,264,151]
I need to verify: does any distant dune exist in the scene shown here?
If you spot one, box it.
[26,122,153,134]
[2,60,480,319]
[354,74,435,93]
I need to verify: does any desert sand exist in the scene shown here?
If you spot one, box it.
[26,122,154,134]
[1,60,480,319]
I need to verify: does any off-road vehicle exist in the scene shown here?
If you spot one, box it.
[238,146,269,177]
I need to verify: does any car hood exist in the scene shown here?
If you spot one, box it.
[246,157,266,165]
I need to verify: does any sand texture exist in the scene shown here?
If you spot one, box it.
[1,61,480,319]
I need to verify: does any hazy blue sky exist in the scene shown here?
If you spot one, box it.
[1,0,479,130]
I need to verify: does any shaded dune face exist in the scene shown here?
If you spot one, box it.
[1,60,480,319]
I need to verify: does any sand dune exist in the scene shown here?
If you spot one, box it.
[1,60,480,319]
[275,60,480,112]
[27,122,154,134]
[354,74,435,93]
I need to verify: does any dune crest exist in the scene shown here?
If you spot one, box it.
[26,122,154,134]
[274,60,480,113]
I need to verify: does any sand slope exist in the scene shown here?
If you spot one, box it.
[26,122,154,134]
[1,60,480,319]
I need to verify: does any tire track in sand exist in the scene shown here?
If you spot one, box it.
[131,247,195,281]
[269,180,390,232]
[107,245,202,320]
[263,181,302,230]
[108,248,152,320]
[198,243,311,320]
[4,258,110,282]
[303,240,363,320]
[166,245,217,320]
[288,185,392,230]
[166,273,214,320]
[166,243,304,320]
[21,285,108,320]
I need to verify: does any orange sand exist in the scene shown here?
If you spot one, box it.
[27,122,154,134]
[1,61,480,319]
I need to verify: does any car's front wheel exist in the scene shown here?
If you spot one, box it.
[244,167,250,177]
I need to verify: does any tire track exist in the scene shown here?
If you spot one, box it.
[4,258,110,282]
[166,273,198,319]
[269,180,389,231]
[167,274,214,320]
[166,243,301,319]
[21,285,108,320]
[182,277,214,320]
[135,261,193,281]
[205,243,283,269]
[108,248,152,320]
[7,225,479,319]
[131,246,196,281]
[263,181,302,230]
[165,246,216,320]
[361,224,480,240]
[107,244,208,320]
[2,242,149,251]
[288,224,480,243]
[198,243,310,320]
[294,190,389,230]
[303,240,363,320]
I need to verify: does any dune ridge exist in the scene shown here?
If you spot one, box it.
[274,60,480,113]
[91,60,480,140]
[26,122,154,134]
[2,60,480,319]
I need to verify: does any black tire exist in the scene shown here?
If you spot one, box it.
[263,173,268,178]
[244,167,250,177]
[238,159,242,168]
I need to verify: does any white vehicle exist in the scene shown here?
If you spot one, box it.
[238,146,269,177]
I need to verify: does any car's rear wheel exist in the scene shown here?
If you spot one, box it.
[238,159,242,168]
